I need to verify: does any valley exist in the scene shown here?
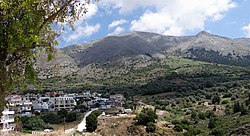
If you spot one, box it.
[29,31,250,135]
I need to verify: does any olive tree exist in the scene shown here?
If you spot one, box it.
[0,0,94,114]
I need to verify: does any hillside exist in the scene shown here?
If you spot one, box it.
[33,31,250,136]
[35,31,250,91]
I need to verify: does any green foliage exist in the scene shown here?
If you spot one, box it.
[212,95,221,104]
[208,117,221,129]
[57,109,68,118]
[66,112,77,122]
[191,110,197,119]
[221,100,229,104]
[233,102,241,113]
[184,128,202,136]
[86,110,101,132]
[174,124,183,132]
[23,116,47,130]
[172,120,181,125]
[0,0,92,114]
[211,128,224,136]
[198,112,206,120]
[86,113,98,132]
[92,110,102,117]
[135,108,158,125]
[224,108,233,115]
[146,122,156,133]
[41,113,63,124]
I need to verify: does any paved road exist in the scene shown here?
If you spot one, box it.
[77,108,98,132]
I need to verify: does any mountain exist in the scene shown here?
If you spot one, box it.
[36,31,250,88]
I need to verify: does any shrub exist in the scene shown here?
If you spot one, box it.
[212,95,221,104]
[23,116,47,130]
[233,102,241,113]
[41,113,63,124]
[86,114,98,132]
[66,112,77,122]
[135,108,158,125]
[224,108,232,115]
[146,122,156,133]
[174,124,183,132]
[181,119,191,125]
[208,117,221,129]
[57,109,68,118]
[198,112,206,120]
[231,97,236,101]
[191,111,197,119]
[184,128,202,136]
[172,120,181,125]
[221,100,229,104]
[211,129,224,136]
[86,110,101,132]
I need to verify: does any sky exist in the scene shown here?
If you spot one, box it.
[58,0,250,48]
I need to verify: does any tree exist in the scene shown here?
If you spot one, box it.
[135,108,158,125]
[66,112,77,122]
[174,124,183,132]
[233,102,241,113]
[86,113,98,132]
[212,95,221,104]
[57,109,68,118]
[23,116,47,130]
[0,0,94,114]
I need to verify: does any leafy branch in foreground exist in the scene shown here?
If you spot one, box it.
[0,0,96,114]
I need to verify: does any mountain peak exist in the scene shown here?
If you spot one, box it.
[196,31,212,36]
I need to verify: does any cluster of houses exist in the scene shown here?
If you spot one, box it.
[0,91,128,132]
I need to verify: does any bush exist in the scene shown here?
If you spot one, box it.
[211,129,224,136]
[172,120,181,125]
[198,112,206,120]
[224,108,232,115]
[23,116,47,130]
[191,111,197,119]
[184,128,202,136]
[86,114,98,132]
[221,100,229,104]
[233,102,241,113]
[212,95,221,104]
[222,93,232,98]
[135,108,158,125]
[86,110,101,132]
[208,117,221,129]
[231,97,236,101]
[41,113,63,124]
[92,110,102,117]
[57,109,68,118]
[66,112,77,122]
[146,122,156,133]
[181,119,191,125]
[174,124,183,132]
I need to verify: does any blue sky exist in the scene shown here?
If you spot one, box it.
[58,0,250,48]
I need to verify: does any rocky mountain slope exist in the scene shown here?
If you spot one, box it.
[36,31,250,82]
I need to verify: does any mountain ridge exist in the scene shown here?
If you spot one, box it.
[36,31,250,80]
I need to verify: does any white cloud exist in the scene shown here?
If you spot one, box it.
[108,26,125,35]
[242,23,250,38]
[101,0,236,36]
[67,24,101,41]
[108,19,127,29]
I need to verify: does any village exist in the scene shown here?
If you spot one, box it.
[0,91,136,134]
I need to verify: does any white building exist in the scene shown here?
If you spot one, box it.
[50,96,76,111]
[0,109,15,132]
[32,101,49,112]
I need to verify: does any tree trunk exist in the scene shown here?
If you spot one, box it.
[0,60,7,116]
